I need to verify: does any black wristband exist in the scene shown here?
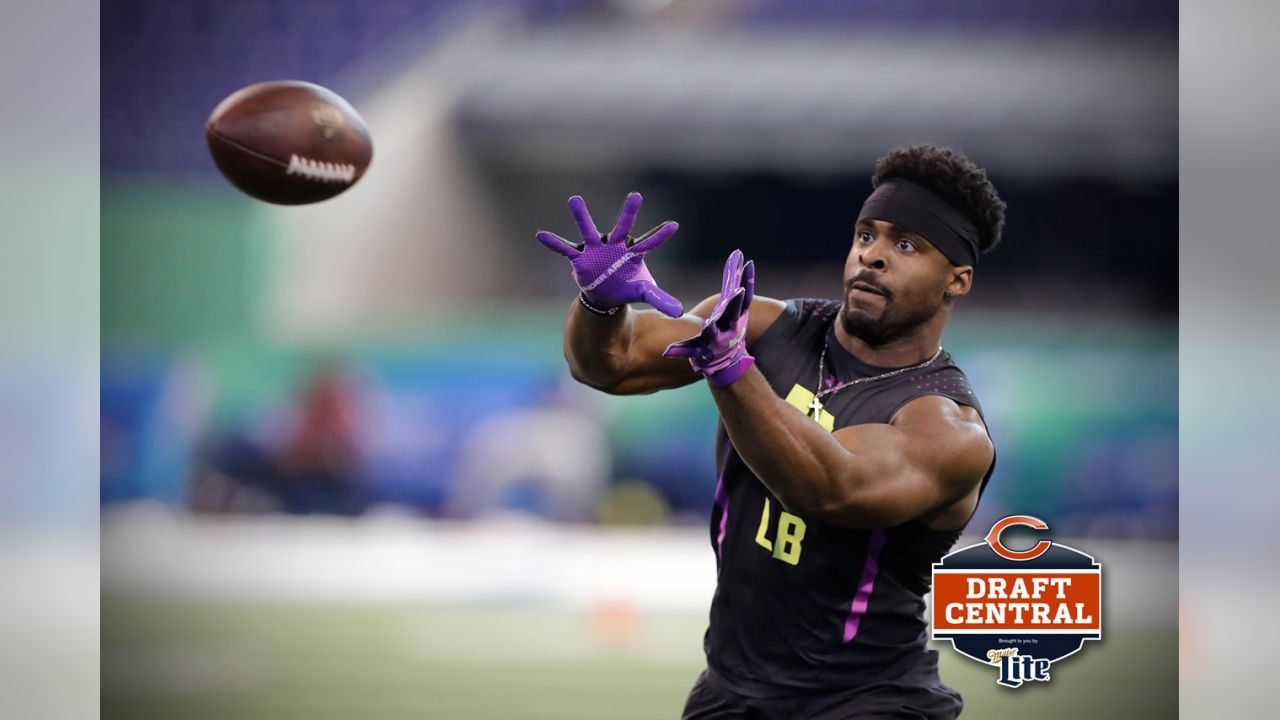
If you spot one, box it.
[579,292,621,316]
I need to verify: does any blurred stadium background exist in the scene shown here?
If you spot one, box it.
[101,1,1176,718]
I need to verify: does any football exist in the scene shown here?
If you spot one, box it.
[205,80,373,205]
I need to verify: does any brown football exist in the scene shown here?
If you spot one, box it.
[206,80,373,205]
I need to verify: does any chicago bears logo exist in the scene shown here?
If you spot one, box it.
[932,515,1102,688]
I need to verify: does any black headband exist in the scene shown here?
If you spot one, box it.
[857,178,979,267]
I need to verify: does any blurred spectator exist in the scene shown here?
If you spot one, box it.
[446,378,609,522]
[190,363,370,515]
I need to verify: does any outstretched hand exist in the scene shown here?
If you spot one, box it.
[664,249,756,386]
[536,192,684,318]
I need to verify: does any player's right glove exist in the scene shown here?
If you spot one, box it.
[536,192,684,318]
[663,249,755,386]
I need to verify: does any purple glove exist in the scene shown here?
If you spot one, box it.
[536,192,684,318]
[663,250,755,386]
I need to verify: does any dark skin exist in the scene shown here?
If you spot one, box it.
[564,218,993,531]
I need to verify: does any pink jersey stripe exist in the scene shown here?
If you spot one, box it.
[843,529,887,643]
[713,443,733,564]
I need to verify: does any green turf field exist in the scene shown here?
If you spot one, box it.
[102,600,1175,720]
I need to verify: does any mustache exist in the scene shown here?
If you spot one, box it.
[844,274,892,299]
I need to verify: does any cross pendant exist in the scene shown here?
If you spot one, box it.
[808,396,823,420]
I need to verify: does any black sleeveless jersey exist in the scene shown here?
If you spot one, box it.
[704,298,995,697]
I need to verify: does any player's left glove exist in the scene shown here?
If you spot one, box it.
[535,192,684,318]
[663,249,755,386]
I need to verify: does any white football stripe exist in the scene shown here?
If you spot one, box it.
[286,154,356,183]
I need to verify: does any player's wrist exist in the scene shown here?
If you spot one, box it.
[705,353,755,386]
[578,291,623,316]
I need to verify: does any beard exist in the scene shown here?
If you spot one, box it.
[839,280,937,348]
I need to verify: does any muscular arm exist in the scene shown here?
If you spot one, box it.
[707,368,993,529]
[564,295,785,395]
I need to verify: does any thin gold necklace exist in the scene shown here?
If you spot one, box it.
[809,334,943,420]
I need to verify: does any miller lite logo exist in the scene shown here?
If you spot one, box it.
[931,516,1102,688]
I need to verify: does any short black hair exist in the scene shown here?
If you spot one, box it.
[871,144,1006,254]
